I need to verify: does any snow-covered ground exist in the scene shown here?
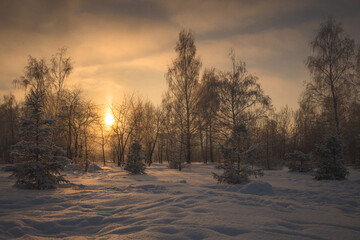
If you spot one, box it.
[0,163,359,239]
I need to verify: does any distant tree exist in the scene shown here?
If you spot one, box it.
[285,150,313,172]
[142,102,163,166]
[77,101,99,172]
[314,134,349,180]
[343,102,360,167]
[197,69,220,163]
[58,88,82,160]
[166,29,201,164]
[293,93,325,153]
[161,92,184,170]
[111,95,135,166]
[261,117,278,170]
[10,70,69,189]
[96,113,110,166]
[305,18,356,134]
[0,94,20,163]
[124,141,146,174]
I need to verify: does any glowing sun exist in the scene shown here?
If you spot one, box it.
[105,111,114,126]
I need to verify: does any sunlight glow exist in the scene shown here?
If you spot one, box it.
[105,111,114,126]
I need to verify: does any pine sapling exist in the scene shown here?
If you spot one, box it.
[213,144,263,184]
[124,141,146,174]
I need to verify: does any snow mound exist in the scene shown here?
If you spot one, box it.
[240,181,273,195]
[64,164,79,172]
[88,164,103,172]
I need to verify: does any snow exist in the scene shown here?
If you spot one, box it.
[1,163,360,239]
[87,164,103,172]
[240,181,273,195]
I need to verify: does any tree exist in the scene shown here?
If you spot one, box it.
[49,48,72,112]
[314,134,349,180]
[218,50,270,152]
[0,94,19,163]
[285,150,313,172]
[58,88,82,160]
[213,144,263,184]
[142,102,163,166]
[197,69,220,163]
[77,101,99,172]
[161,91,185,170]
[10,64,69,189]
[305,18,356,134]
[166,29,201,164]
[96,112,110,166]
[111,95,135,166]
[124,141,146,175]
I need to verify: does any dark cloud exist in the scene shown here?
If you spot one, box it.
[197,0,360,41]
[0,0,359,109]
[78,0,170,21]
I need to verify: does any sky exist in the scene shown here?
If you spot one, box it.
[0,0,359,110]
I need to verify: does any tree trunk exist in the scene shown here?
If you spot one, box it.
[266,125,270,170]
[84,132,88,172]
[102,141,106,166]
[209,125,214,162]
[199,123,205,163]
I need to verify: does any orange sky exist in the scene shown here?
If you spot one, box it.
[1,0,359,110]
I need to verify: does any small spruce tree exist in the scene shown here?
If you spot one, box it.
[124,141,146,174]
[314,134,349,180]
[10,88,69,189]
[213,144,263,184]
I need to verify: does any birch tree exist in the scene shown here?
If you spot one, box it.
[305,18,356,134]
[166,29,201,164]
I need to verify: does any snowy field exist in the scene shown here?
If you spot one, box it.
[0,163,359,240]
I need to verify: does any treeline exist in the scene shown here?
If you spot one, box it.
[0,18,359,171]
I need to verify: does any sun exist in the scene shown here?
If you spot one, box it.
[105,111,114,126]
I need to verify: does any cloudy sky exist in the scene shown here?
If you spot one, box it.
[0,0,359,110]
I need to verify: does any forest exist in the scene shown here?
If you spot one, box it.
[0,18,359,189]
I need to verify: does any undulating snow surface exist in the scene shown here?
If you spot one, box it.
[0,163,359,239]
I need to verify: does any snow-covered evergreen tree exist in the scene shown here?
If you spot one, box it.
[124,141,146,174]
[10,87,69,189]
[213,144,263,184]
[314,134,349,180]
[285,150,313,172]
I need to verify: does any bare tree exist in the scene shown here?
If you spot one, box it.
[218,50,271,152]
[49,48,73,117]
[305,18,356,134]
[78,101,99,172]
[96,113,110,166]
[59,89,82,160]
[142,101,163,166]
[166,29,201,164]
[111,94,135,166]
[0,94,20,162]
[197,68,220,163]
